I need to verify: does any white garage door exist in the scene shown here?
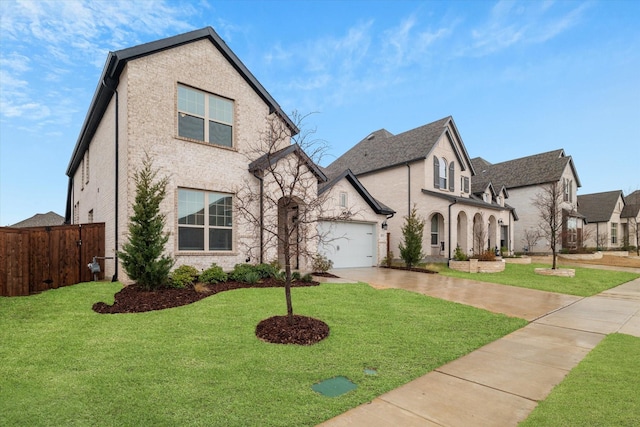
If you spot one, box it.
[318,222,376,268]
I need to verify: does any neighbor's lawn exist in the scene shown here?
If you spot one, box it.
[0,282,525,427]
[440,263,639,296]
[521,333,640,426]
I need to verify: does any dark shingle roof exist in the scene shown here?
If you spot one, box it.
[319,169,395,215]
[471,149,581,190]
[326,116,473,177]
[248,144,327,182]
[577,190,623,223]
[622,190,640,218]
[10,212,65,228]
[67,26,296,178]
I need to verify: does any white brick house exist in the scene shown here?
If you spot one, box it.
[65,27,389,281]
[326,117,517,261]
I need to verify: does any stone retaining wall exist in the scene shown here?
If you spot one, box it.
[449,259,506,273]
[558,252,602,260]
[503,256,532,264]
[534,267,575,277]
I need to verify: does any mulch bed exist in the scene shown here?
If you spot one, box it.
[256,315,330,345]
[92,278,327,345]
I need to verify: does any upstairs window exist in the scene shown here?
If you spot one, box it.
[339,192,347,208]
[439,158,448,189]
[178,85,233,147]
[563,178,573,202]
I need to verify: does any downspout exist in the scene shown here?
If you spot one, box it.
[407,163,411,214]
[101,78,119,281]
[448,199,457,259]
[509,212,512,253]
[253,171,264,263]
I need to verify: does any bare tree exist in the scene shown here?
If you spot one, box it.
[532,181,565,269]
[596,231,609,251]
[236,111,351,324]
[473,220,486,255]
[522,228,542,253]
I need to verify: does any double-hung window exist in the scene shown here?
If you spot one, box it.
[178,189,233,251]
[178,85,233,147]
[611,223,618,245]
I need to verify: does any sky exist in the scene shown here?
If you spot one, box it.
[1,0,639,226]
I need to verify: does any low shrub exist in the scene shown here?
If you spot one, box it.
[169,265,199,288]
[453,245,468,261]
[312,254,333,273]
[229,264,257,282]
[292,271,302,281]
[381,251,394,267]
[242,271,261,284]
[200,263,228,284]
[301,273,314,282]
[254,263,279,279]
[474,250,496,261]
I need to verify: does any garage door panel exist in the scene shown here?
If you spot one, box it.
[319,222,376,268]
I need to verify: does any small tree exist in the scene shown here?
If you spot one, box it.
[532,181,564,269]
[236,111,353,325]
[522,228,542,253]
[398,205,425,268]
[119,154,173,290]
[473,220,487,254]
[596,231,609,251]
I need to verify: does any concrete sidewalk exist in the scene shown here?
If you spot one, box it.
[318,269,640,427]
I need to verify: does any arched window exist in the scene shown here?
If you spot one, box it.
[439,158,447,189]
[431,215,439,245]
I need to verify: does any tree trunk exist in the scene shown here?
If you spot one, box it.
[283,226,294,325]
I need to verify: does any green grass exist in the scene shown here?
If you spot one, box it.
[0,282,525,427]
[440,263,639,296]
[521,333,640,426]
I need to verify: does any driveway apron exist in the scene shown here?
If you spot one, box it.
[318,268,640,427]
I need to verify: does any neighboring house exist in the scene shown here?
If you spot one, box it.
[65,27,387,281]
[10,211,65,228]
[621,190,640,249]
[577,190,625,249]
[326,116,517,261]
[471,149,583,253]
[317,169,395,268]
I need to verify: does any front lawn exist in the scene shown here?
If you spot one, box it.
[521,333,640,426]
[440,263,639,296]
[0,282,525,426]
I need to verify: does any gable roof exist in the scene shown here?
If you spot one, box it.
[319,169,395,215]
[325,116,476,178]
[10,211,65,228]
[248,144,327,183]
[66,26,297,177]
[471,149,581,190]
[577,190,624,223]
[621,190,640,219]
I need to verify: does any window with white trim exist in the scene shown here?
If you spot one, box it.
[177,85,233,147]
[439,158,447,189]
[339,192,347,208]
[178,189,233,251]
[611,222,618,244]
[431,215,439,245]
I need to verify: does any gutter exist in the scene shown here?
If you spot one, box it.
[253,170,264,263]
[101,77,119,282]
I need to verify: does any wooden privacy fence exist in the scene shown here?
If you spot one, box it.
[0,223,105,296]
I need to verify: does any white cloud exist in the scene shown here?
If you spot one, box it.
[467,0,589,56]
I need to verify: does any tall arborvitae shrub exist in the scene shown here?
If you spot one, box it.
[398,205,425,268]
[119,154,173,289]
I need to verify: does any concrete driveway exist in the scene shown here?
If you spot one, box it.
[324,267,580,321]
[318,267,640,426]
